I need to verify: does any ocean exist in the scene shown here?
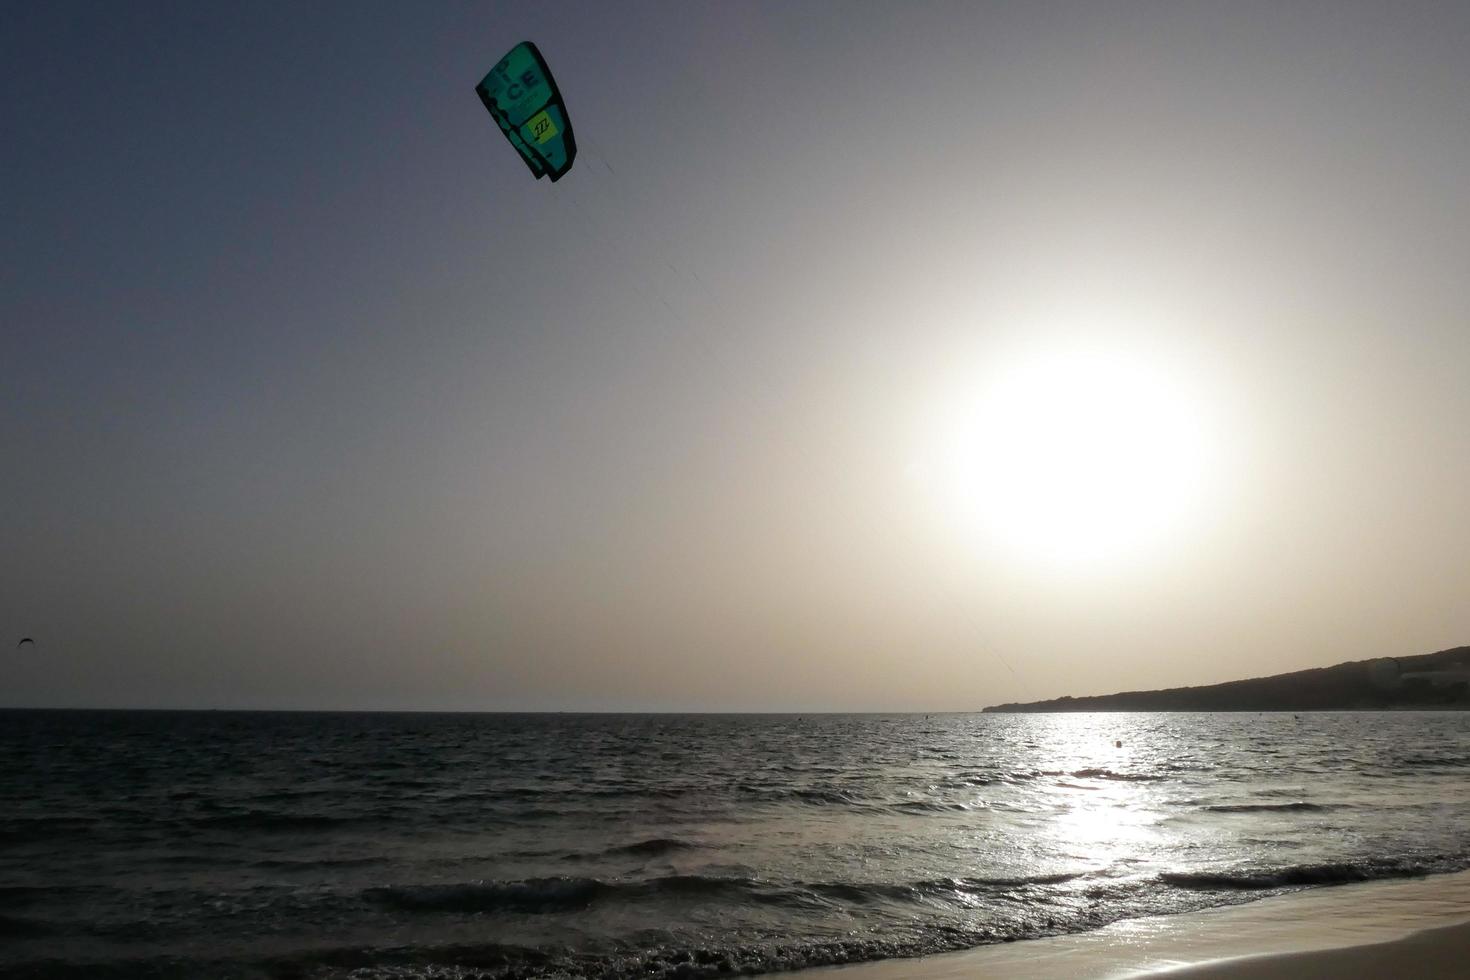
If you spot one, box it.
[2,710,1468,978]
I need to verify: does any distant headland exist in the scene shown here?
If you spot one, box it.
[983,645,1470,712]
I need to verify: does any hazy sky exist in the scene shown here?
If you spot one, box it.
[4,2,1469,711]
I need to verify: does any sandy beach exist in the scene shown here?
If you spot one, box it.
[797,869,1470,979]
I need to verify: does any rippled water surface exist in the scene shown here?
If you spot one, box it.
[3,710,1469,978]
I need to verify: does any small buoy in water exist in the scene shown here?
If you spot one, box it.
[1115,740,1123,748]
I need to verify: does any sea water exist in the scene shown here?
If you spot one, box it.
[2,710,1468,978]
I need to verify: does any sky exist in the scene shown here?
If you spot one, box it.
[3,1,1469,711]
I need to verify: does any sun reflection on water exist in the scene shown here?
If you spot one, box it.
[1027,716,1171,873]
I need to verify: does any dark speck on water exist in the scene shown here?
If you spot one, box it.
[2,710,1469,979]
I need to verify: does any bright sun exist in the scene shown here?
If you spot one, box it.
[915,346,1218,570]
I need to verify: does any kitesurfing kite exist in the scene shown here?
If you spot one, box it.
[475,41,576,181]
[17,637,34,651]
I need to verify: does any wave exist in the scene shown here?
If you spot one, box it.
[250,855,384,870]
[367,877,615,914]
[602,837,697,857]
[1000,768,1167,783]
[365,874,771,915]
[1160,857,1452,891]
[786,787,866,806]
[891,800,975,813]
[1065,768,1167,782]
[737,784,871,807]
[365,871,1090,918]
[737,771,1162,809]
[460,784,693,803]
[188,810,362,832]
[804,872,1083,907]
[1200,802,1336,813]
[561,837,700,860]
[248,788,343,804]
[1397,754,1470,769]
[581,786,690,799]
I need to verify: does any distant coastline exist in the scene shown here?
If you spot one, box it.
[983,645,1470,713]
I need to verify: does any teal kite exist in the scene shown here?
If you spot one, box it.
[475,41,576,181]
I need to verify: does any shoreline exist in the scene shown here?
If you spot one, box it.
[795,868,1470,978]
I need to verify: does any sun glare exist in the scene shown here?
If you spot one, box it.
[915,346,1219,570]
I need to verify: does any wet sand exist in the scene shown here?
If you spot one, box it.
[1157,919,1470,978]
[796,869,1470,979]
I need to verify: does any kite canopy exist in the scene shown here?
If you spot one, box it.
[17,637,34,651]
[476,41,576,181]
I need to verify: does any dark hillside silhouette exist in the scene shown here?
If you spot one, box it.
[983,646,1470,712]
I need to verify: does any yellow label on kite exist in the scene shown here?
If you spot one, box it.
[528,110,558,144]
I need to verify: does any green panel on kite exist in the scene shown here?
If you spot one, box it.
[475,41,576,182]
[478,61,545,178]
[494,109,546,178]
